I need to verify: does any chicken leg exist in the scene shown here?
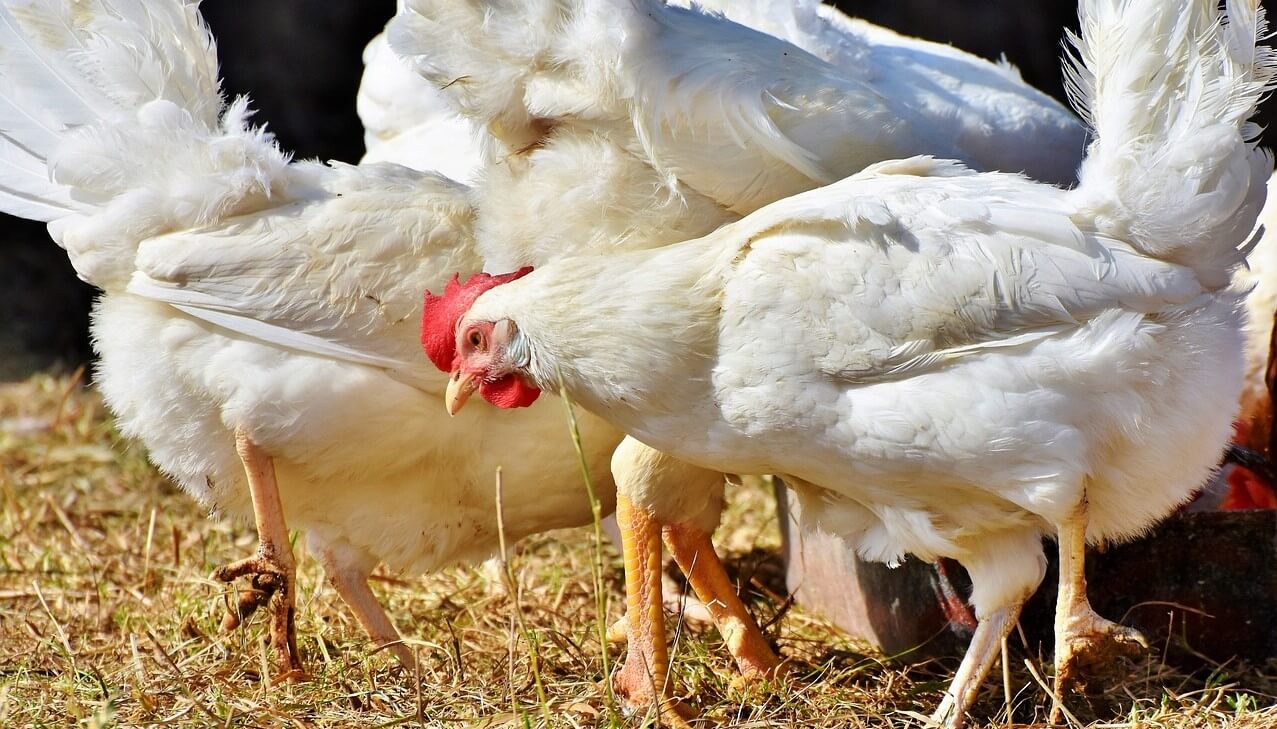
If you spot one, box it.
[316,546,415,671]
[931,605,1020,728]
[611,437,782,721]
[664,523,782,682]
[612,493,693,724]
[1051,501,1147,721]
[211,429,305,681]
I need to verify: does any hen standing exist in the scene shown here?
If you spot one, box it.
[438,0,1274,725]
[398,0,1087,711]
[0,0,629,677]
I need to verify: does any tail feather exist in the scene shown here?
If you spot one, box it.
[0,0,220,155]
[67,0,221,124]
[1068,0,1277,287]
[0,1,111,219]
[0,138,75,220]
[0,0,293,290]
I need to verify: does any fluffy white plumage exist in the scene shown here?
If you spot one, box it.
[390,0,1086,277]
[0,0,620,657]
[453,0,1272,720]
[355,16,484,181]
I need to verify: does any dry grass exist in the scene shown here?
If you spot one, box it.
[1,371,1275,728]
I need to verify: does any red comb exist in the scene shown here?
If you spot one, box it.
[421,267,534,372]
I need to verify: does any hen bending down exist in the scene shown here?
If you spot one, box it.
[396,0,1085,711]
[436,0,1274,725]
[0,0,635,678]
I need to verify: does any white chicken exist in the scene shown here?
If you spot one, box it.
[0,0,633,677]
[438,0,1273,726]
[394,0,1086,709]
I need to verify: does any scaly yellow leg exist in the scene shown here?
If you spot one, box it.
[612,494,693,725]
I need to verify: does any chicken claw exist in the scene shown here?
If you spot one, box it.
[212,551,303,681]
[1054,608,1148,695]
[215,568,278,632]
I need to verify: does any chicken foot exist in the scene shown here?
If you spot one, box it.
[211,429,304,681]
[1051,501,1147,722]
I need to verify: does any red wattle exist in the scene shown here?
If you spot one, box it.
[480,375,541,409]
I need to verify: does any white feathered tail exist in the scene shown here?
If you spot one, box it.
[0,0,292,291]
[1068,0,1276,288]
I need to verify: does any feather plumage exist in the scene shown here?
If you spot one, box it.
[355,27,485,181]
[389,0,1087,288]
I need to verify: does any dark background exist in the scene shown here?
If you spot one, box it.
[2,0,1269,379]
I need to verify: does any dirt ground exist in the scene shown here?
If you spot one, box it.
[2,372,1275,728]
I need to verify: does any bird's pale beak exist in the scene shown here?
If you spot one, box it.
[445,371,479,416]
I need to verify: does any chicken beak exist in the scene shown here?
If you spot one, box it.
[445,371,480,416]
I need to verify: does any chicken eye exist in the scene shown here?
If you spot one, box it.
[467,329,485,349]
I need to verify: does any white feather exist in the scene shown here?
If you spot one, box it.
[393,0,1085,211]
[1068,0,1277,287]
[355,29,485,182]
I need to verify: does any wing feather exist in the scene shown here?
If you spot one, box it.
[124,167,479,393]
[717,160,1207,385]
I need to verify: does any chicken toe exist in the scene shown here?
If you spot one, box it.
[1055,609,1147,682]
[212,550,304,681]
